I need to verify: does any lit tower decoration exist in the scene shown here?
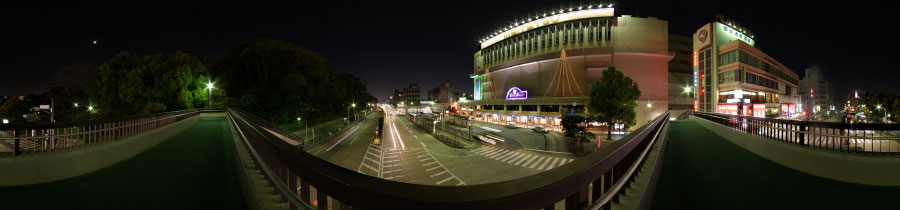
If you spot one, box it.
[544,50,584,96]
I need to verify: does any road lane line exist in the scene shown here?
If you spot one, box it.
[545,158,560,170]
[420,142,426,147]
[514,154,534,165]
[494,150,516,160]
[417,154,429,158]
[436,177,454,185]
[364,156,378,164]
[528,157,546,168]
[486,150,510,159]
[430,170,449,177]
[568,159,574,163]
[481,148,504,157]
[504,153,526,163]
[362,163,377,172]
[558,159,570,167]
[422,161,438,167]
[426,166,442,171]
[419,157,433,161]
[537,158,554,170]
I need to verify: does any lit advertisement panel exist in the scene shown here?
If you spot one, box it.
[480,8,614,49]
[714,22,754,46]
[753,103,766,118]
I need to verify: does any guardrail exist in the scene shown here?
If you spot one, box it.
[0,109,200,156]
[693,112,900,154]
[227,107,670,210]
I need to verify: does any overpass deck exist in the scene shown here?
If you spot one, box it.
[653,120,900,209]
[0,117,245,209]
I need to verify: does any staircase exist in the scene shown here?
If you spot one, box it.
[610,121,669,210]
[233,131,289,210]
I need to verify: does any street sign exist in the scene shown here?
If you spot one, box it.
[39,105,50,110]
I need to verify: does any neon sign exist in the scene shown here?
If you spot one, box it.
[505,87,528,100]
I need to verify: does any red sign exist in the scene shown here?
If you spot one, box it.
[698,29,708,43]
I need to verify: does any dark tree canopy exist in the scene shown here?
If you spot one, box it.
[91,51,209,118]
[212,39,373,124]
[587,67,641,139]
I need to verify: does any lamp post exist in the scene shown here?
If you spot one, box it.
[298,117,307,145]
[88,105,94,120]
[206,82,214,108]
[646,101,653,122]
[348,103,356,123]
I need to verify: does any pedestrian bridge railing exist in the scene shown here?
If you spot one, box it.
[693,112,900,154]
[0,109,201,156]
[227,107,670,210]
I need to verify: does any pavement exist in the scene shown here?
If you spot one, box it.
[652,120,900,209]
[0,117,246,209]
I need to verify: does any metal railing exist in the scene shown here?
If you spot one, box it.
[227,107,670,210]
[0,109,200,156]
[693,112,900,154]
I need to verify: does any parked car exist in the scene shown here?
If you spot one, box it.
[532,126,549,133]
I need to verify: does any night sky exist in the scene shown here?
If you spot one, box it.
[2,1,898,100]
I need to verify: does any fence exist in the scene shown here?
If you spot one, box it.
[693,112,900,154]
[227,107,670,210]
[0,109,200,156]
[406,114,472,148]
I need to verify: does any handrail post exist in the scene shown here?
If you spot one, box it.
[14,135,21,156]
[799,124,807,146]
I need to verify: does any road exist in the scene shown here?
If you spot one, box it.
[311,105,583,186]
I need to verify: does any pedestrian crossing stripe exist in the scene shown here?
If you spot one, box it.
[471,146,575,171]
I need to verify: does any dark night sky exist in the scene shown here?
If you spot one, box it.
[2,1,898,100]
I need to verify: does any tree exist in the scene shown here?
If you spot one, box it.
[212,39,374,124]
[0,97,28,123]
[587,67,641,139]
[91,51,209,118]
[561,115,586,138]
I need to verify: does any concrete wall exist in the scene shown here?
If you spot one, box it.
[690,116,900,186]
[0,113,219,186]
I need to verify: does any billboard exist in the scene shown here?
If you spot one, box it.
[714,22,755,46]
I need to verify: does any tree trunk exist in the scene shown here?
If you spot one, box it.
[607,121,613,140]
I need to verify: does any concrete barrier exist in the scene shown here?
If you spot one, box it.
[690,116,900,186]
[0,113,223,186]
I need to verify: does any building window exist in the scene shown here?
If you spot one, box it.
[540,105,560,112]
[506,105,519,111]
[563,25,568,44]
[522,105,538,111]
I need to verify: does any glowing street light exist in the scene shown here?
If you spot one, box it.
[206,82,214,108]
[88,106,93,111]
[74,103,78,108]
[683,86,691,93]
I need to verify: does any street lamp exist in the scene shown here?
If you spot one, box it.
[646,102,653,122]
[206,82,214,108]
[348,103,356,123]
[74,103,78,108]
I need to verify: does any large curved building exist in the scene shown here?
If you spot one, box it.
[460,7,671,131]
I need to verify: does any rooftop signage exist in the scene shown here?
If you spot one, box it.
[715,22,754,46]
[506,87,528,100]
[480,8,614,49]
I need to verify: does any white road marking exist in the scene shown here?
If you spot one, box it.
[514,154,534,165]
[420,142,426,147]
[529,157,546,168]
[384,155,399,159]
[419,157,433,161]
[364,156,378,164]
[494,150,516,160]
[422,161,438,167]
[426,166,442,171]
[537,158,554,170]
[568,159,574,163]
[470,147,489,153]
[436,176,454,185]
[487,150,511,159]
[384,164,401,168]
[367,151,378,157]
[361,163,377,171]
[430,170,449,177]
[417,154,429,158]
[504,153,526,163]
[473,147,496,155]
[545,158,560,170]
[558,159,570,167]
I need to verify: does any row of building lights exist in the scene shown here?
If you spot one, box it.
[479,4,614,43]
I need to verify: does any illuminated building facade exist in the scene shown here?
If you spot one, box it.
[692,19,801,118]
[461,6,671,130]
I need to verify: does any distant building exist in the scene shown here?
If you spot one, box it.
[427,82,453,104]
[402,84,421,106]
[799,67,832,115]
[693,18,801,118]
[669,34,693,110]
[845,89,868,113]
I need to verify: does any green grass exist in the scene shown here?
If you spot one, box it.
[0,117,246,210]
[652,120,900,210]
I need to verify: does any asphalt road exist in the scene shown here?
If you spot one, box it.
[312,105,585,186]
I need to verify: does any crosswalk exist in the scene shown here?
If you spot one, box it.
[469,146,574,171]
[357,143,382,177]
